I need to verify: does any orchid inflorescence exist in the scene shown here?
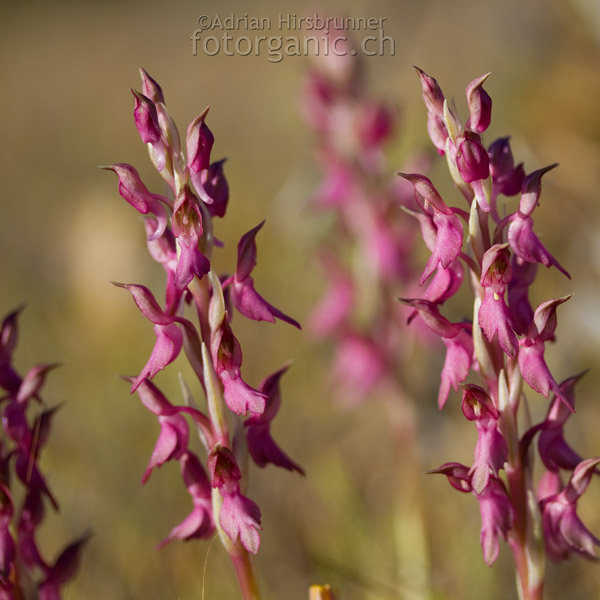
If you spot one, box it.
[399,67,599,599]
[302,41,423,407]
[0,307,86,599]
[105,69,302,599]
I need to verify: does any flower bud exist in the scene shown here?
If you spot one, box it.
[519,163,558,218]
[186,107,214,172]
[131,90,161,144]
[488,137,524,196]
[456,131,490,183]
[139,68,165,104]
[413,66,445,116]
[466,73,492,133]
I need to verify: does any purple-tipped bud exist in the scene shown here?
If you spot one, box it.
[139,68,165,104]
[526,295,572,345]
[132,90,162,144]
[186,107,214,172]
[519,164,559,218]
[236,221,264,282]
[200,159,229,218]
[488,137,524,196]
[455,131,490,183]
[466,73,492,133]
[413,66,445,116]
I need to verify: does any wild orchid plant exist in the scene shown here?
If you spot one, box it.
[302,46,435,596]
[105,69,302,600]
[0,307,86,599]
[399,68,599,599]
[302,45,420,407]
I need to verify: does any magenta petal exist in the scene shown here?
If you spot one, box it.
[428,462,472,493]
[421,212,463,284]
[470,423,508,494]
[38,536,89,595]
[131,323,183,392]
[230,277,301,329]
[330,334,387,405]
[113,283,172,326]
[309,270,353,336]
[104,164,168,239]
[518,340,571,409]
[192,159,229,218]
[174,239,211,291]
[16,363,59,404]
[541,462,600,564]
[157,501,214,549]
[438,329,473,409]
[142,415,189,484]
[539,428,583,473]
[478,288,518,358]
[129,377,177,416]
[508,216,570,278]
[423,261,464,306]
[397,173,452,215]
[15,454,58,510]
[219,492,262,554]
[478,479,513,566]
[246,424,304,474]
[220,371,266,416]
[0,525,15,577]
[399,299,462,338]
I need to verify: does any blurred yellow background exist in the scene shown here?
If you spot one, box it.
[1,0,600,598]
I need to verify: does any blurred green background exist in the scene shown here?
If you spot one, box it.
[1,0,600,598]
